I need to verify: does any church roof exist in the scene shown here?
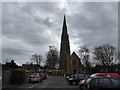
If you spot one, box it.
[71,52,80,59]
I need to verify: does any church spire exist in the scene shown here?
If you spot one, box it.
[62,15,68,38]
[60,15,72,74]
[63,14,67,27]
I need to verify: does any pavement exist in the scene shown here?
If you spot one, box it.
[0,79,1,90]
[1,76,80,90]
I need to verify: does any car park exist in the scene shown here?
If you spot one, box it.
[79,76,120,90]
[29,73,42,83]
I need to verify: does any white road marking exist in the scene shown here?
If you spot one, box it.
[28,83,39,88]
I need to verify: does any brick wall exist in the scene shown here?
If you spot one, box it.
[2,70,12,87]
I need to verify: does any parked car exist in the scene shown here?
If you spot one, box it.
[66,74,75,81]
[79,76,120,90]
[40,73,48,80]
[66,73,74,80]
[29,73,42,83]
[91,73,120,79]
[68,74,90,85]
[78,79,86,90]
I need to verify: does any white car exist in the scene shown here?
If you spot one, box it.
[29,73,42,83]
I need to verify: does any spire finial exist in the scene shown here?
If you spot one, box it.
[64,14,66,20]
[62,14,68,36]
[63,14,66,27]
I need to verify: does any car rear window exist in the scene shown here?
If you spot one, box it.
[30,74,39,77]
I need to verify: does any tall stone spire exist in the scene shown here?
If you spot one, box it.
[61,15,69,42]
[59,15,72,75]
[63,15,67,31]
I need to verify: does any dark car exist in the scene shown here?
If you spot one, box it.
[80,76,120,90]
[66,73,74,80]
[68,74,90,85]
[66,74,75,81]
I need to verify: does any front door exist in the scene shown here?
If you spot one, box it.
[73,69,76,73]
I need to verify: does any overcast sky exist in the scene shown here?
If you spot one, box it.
[2,2,118,65]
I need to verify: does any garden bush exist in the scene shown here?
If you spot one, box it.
[10,69,26,84]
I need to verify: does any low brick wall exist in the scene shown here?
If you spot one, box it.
[2,70,12,87]
[2,70,29,88]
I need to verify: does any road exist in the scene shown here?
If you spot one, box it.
[2,76,79,90]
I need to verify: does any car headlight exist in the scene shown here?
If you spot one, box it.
[69,78,73,80]
[66,76,69,78]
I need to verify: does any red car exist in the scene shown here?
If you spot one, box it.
[40,73,48,80]
[78,79,86,90]
[91,73,120,79]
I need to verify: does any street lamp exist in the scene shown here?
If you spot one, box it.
[40,60,46,73]
[79,48,89,66]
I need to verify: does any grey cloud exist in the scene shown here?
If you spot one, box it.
[2,2,118,65]
[3,3,53,46]
[68,2,117,31]
[2,47,31,56]
[34,16,53,27]
[66,2,118,51]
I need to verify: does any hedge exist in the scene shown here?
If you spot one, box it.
[10,69,26,84]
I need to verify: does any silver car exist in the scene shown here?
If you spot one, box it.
[29,73,42,83]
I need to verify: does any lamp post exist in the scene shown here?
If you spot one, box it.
[40,60,46,73]
[79,48,88,64]
[79,47,90,74]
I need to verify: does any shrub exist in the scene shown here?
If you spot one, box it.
[10,69,26,84]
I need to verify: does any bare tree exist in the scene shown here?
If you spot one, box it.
[31,54,42,65]
[93,44,117,66]
[79,46,90,67]
[47,45,59,69]
[116,49,120,64]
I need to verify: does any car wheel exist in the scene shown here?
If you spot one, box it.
[79,87,83,90]
[73,81,76,85]
[69,82,73,85]
[40,79,42,82]
[29,80,31,83]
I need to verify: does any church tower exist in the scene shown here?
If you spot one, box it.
[59,15,72,74]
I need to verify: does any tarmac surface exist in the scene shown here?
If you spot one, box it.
[2,76,79,90]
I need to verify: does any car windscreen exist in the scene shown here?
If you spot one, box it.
[85,78,92,84]
[30,74,39,77]
[78,75,90,79]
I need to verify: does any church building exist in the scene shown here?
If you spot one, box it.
[59,15,85,75]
